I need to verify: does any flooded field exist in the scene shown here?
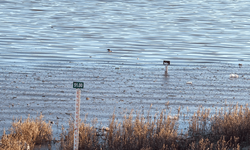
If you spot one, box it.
[0,62,249,138]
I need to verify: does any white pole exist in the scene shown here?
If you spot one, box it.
[165,65,168,73]
[74,89,81,150]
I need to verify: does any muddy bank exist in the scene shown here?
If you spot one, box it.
[0,62,249,138]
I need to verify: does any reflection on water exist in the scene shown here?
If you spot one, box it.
[0,0,250,67]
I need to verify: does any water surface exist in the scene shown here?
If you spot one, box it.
[1,0,250,67]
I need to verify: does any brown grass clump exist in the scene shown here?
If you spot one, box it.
[59,116,100,149]
[186,104,250,149]
[101,110,180,149]
[210,104,250,147]
[60,104,250,150]
[2,104,250,150]
[0,114,52,150]
[60,110,182,150]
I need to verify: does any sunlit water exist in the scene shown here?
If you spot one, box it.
[1,0,250,68]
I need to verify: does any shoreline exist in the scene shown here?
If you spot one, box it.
[0,62,249,138]
[2,103,250,150]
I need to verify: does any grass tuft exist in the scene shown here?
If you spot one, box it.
[0,114,52,150]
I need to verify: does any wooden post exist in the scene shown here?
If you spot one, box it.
[163,61,170,74]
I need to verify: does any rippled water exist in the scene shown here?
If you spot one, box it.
[2,1,250,140]
[1,0,250,67]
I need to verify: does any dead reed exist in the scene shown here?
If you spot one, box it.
[1,104,250,150]
[59,116,100,149]
[60,110,180,150]
[186,103,250,149]
[0,114,52,150]
[60,104,248,150]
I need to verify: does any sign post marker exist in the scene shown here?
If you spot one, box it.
[163,61,170,74]
[73,82,84,150]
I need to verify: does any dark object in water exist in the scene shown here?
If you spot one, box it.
[107,49,112,52]
[163,61,170,65]
[239,64,242,68]
[163,60,170,74]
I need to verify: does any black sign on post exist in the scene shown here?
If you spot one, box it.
[163,60,170,75]
[73,82,84,89]
[163,61,170,65]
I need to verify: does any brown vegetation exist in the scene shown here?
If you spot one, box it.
[0,114,52,150]
[1,104,250,150]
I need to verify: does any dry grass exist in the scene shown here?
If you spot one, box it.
[2,104,250,150]
[60,110,180,150]
[0,114,52,150]
[60,104,249,150]
[187,104,250,149]
[59,116,100,149]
